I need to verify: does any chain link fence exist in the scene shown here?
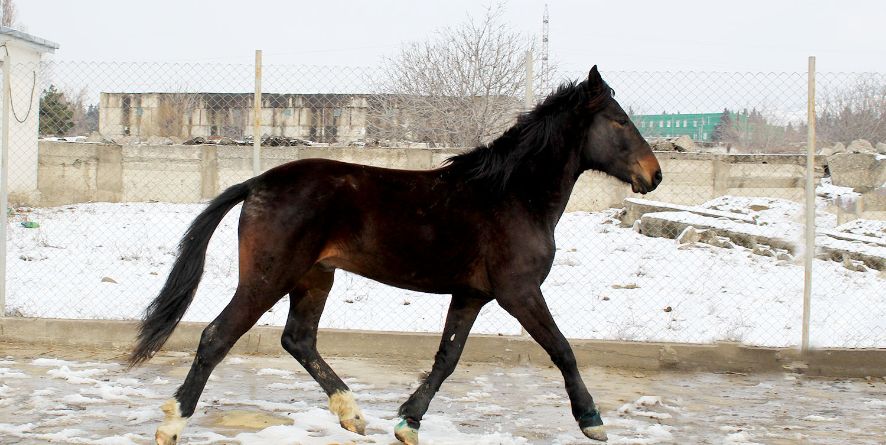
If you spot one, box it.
[2,59,883,349]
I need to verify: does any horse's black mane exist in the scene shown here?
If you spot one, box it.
[445,78,614,193]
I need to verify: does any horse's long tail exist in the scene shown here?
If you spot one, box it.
[128,179,254,367]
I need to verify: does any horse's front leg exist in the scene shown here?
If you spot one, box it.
[496,284,607,442]
[394,292,490,445]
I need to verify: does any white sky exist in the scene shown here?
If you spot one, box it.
[16,0,886,73]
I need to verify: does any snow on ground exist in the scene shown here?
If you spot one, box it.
[816,176,861,203]
[2,349,884,445]
[836,218,886,239]
[5,200,885,348]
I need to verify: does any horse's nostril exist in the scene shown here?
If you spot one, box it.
[654,170,663,183]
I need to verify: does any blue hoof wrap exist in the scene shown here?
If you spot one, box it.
[394,417,420,445]
[579,410,604,428]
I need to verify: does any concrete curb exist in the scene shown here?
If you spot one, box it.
[1,317,884,377]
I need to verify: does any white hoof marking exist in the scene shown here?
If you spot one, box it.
[329,390,366,434]
[155,399,187,444]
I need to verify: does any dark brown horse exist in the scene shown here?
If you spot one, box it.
[130,66,661,445]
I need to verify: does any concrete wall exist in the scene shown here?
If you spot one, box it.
[37,141,830,213]
[2,317,884,377]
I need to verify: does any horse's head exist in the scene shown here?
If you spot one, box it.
[579,66,662,194]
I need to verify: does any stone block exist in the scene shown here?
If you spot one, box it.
[828,152,886,191]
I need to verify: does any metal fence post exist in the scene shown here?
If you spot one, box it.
[524,49,535,112]
[0,51,10,317]
[801,56,816,354]
[253,49,262,177]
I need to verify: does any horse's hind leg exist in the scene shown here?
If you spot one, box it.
[394,292,490,445]
[154,283,285,445]
[281,266,367,435]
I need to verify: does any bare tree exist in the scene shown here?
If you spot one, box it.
[817,75,886,145]
[156,92,198,138]
[717,108,805,153]
[1,0,18,28]
[371,5,537,147]
[67,86,99,136]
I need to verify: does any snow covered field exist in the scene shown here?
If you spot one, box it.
[5,198,884,348]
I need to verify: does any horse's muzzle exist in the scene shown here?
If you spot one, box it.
[632,154,663,194]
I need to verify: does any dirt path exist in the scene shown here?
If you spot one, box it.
[0,343,883,444]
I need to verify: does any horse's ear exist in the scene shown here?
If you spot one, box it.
[587,65,602,89]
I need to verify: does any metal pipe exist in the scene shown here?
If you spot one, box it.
[0,51,10,316]
[524,49,534,111]
[253,49,262,177]
[801,56,816,355]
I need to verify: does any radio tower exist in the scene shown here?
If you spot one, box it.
[541,4,550,94]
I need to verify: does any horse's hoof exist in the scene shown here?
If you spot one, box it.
[582,425,608,442]
[394,418,419,445]
[154,431,178,445]
[155,399,186,445]
[579,410,607,442]
[340,416,367,435]
[329,391,366,435]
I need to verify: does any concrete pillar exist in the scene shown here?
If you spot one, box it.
[95,145,123,203]
[200,145,218,199]
[711,157,731,198]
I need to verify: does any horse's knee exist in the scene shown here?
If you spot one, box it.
[550,347,577,370]
[281,332,314,361]
[193,323,237,366]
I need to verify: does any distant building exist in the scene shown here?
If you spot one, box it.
[632,112,738,142]
[1,26,58,205]
[99,92,379,143]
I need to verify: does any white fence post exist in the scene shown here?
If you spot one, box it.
[524,49,535,111]
[801,56,816,354]
[0,50,10,317]
[253,49,262,177]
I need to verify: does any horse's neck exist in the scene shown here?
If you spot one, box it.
[511,145,583,228]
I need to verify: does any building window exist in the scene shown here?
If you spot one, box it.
[703,132,708,139]
[666,121,671,127]
[683,120,688,127]
[659,121,663,128]
[693,120,697,127]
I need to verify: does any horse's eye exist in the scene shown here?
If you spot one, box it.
[616,119,629,126]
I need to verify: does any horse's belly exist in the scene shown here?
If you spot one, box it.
[318,254,481,295]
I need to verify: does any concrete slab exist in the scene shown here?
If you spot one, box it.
[627,198,886,271]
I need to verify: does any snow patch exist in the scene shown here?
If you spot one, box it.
[256,368,295,378]
[617,396,676,420]
[723,430,764,445]
[47,366,108,385]
[803,414,838,422]
[0,368,28,379]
